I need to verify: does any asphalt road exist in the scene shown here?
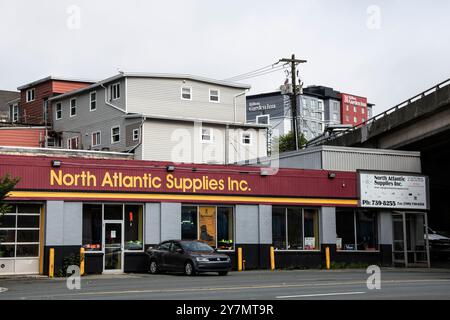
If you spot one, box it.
[1,268,450,300]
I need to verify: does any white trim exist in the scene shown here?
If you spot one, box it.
[256,114,270,125]
[110,82,121,101]
[111,126,121,144]
[26,88,35,103]
[181,86,192,101]
[69,98,77,117]
[67,136,79,150]
[91,131,101,147]
[89,91,97,111]
[132,128,140,141]
[209,88,220,103]
[55,102,62,120]
[240,131,252,146]
[200,127,213,144]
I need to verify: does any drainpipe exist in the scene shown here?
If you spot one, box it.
[101,83,123,112]
[127,116,146,154]
[234,90,247,123]
[225,124,230,165]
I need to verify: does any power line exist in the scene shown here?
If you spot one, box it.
[224,63,278,81]
[228,65,288,82]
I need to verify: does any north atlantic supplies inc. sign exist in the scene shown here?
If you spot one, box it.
[359,171,429,210]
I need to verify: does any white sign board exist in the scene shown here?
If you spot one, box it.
[359,172,429,210]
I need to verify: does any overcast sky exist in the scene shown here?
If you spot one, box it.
[1,0,449,114]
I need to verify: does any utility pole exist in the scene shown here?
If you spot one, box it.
[279,54,307,150]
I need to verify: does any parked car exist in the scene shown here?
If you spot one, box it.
[426,227,450,260]
[147,240,232,276]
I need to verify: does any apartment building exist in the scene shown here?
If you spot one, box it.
[246,86,374,141]
[50,73,268,164]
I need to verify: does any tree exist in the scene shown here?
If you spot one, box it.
[0,174,20,216]
[274,131,308,153]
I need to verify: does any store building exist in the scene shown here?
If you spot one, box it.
[0,147,429,275]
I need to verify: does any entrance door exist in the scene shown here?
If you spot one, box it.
[392,212,430,268]
[104,222,123,273]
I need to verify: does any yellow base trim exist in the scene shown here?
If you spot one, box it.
[7,191,358,206]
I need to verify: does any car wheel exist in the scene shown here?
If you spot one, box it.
[218,271,228,276]
[149,260,159,274]
[184,261,196,276]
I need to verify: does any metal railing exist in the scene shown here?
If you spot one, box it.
[307,78,450,147]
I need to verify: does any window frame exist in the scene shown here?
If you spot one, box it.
[256,114,270,125]
[111,126,121,144]
[272,206,321,252]
[91,131,101,147]
[67,136,79,150]
[132,128,140,141]
[209,89,220,103]
[70,98,77,117]
[181,205,235,252]
[241,131,252,146]
[55,102,62,120]
[200,127,213,144]
[181,87,192,101]
[11,103,19,122]
[110,83,121,101]
[26,88,35,103]
[90,91,97,111]
[336,209,379,252]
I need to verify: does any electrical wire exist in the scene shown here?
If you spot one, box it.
[224,63,280,81]
[229,65,288,82]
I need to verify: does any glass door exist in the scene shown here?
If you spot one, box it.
[104,222,123,272]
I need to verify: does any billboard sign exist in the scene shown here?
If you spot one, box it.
[359,171,429,210]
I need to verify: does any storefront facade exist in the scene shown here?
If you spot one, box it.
[0,154,430,275]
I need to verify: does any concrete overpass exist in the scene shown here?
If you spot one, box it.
[310,78,450,232]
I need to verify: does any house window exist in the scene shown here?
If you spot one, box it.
[132,128,140,141]
[256,114,270,125]
[201,127,213,143]
[10,104,19,122]
[55,103,62,120]
[241,132,252,145]
[209,89,220,102]
[67,136,79,150]
[336,209,378,251]
[272,207,320,251]
[345,116,350,122]
[181,87,192,100]
[332,113,338,122]
[181,206,234,251]
[318,100,324,111]
[70,99,77,117]
[111,126,120,144]
[361,107,365,114]
[92,131,101,147]
[354,116,358,123]
[346,104,349,112]
[110,83,120,100]
[26,88,35,102]
[354,106,357,113]
[90,92,97,111]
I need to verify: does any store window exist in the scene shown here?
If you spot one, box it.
[272,207,319,251]
[181,205,234,250]
[0,204,41,259]
[336,209,378,251]
[124,205,143,251]
[82,204,102,252]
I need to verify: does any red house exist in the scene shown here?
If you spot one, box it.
[17,76,94,126]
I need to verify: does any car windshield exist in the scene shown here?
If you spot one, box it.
[181,241,214,253]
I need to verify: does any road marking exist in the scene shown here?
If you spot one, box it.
[0,288,8,293]
[276,291,366,299]
[10,278,450,299]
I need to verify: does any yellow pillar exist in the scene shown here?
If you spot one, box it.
[237,247,243,272]
[80,247,85,276]
[270,246,275,271]
[49,248,55,278]
[325,246,331,270]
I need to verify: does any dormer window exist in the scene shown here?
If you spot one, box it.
[110,83,120,100]
[26,88,35,102]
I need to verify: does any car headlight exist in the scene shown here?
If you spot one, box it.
[196,257,209,262]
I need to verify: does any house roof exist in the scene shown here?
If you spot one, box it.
[49,72,251,102]
[17,76,96,90]
[0,90,20,112]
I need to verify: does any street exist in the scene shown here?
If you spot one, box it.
[1,269,450,300]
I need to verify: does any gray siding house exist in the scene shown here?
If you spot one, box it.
[50,73,268,164]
